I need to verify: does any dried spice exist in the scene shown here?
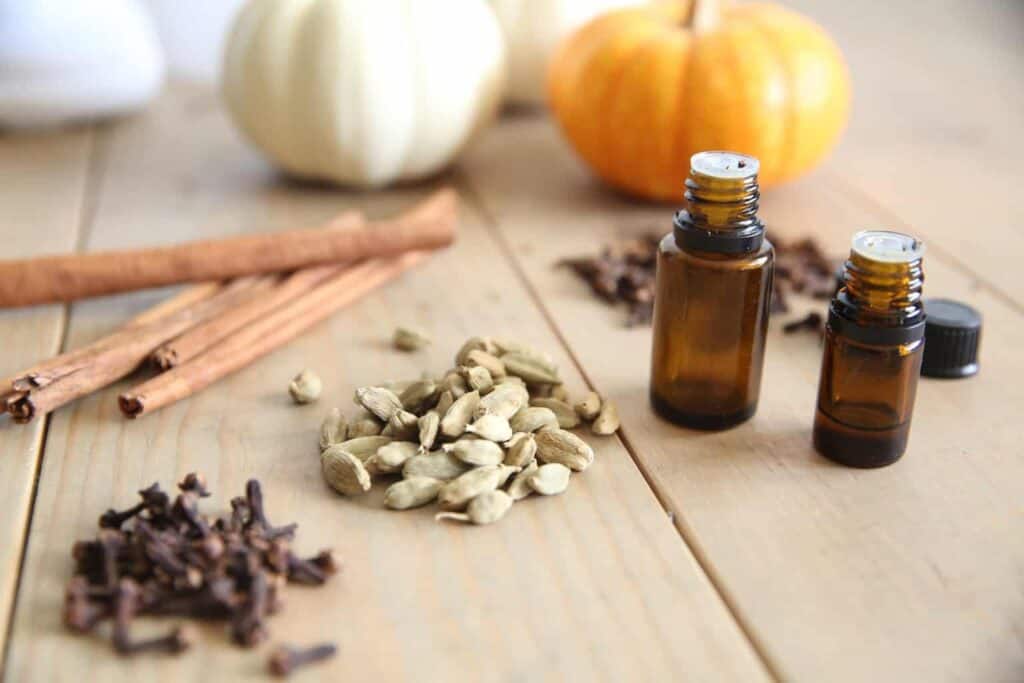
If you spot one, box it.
[503,432,537,468]
[354,386,403,422]
[591,399,620,436]
[509,406,559,433]
[310,336,611,528]
[392,326,431,352]
[383,477,443,510]
[783,311,824,335]
[772,236,840,307]
[575,391,602,421]
[383,409,419,440]
[440,390,481,439]
[535,429,595,471]
[560,233,660,326]
[446,438,505,466]
[529,397,580,429]
[288,370,322,405]
[437,465,514,510]
[528,463,571,496]
[507,461,539,501]
[465,414,513,442]
[322,447,372,495]
[417,411,440,452]
[368,441,419,474]
[269,643,338,677]
[65,475,337,658]
[319,408,348,451]
[476,383,529,420]
[435,490,513,526]
[562,232,840,326]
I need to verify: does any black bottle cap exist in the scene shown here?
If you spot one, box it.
[921,298,981,378]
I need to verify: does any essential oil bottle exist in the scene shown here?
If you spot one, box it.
[649,151,774,430]
[814,230,926,468]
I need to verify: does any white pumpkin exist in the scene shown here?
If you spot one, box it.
[223,0,507,188]
[489,0,647,106]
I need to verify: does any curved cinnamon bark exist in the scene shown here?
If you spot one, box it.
[120,253,427,419]
[150,264,345,370]
[0,187,457,308]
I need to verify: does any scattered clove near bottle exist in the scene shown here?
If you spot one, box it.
[783,312,824,334]
[813,230,926,467]
[269,642,338,677]
[560,226,837,327]
[650,151,775,430]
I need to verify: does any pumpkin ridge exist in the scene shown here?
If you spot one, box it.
[666,33,695,201]
[744,11,797,185]
[595,32,667,194]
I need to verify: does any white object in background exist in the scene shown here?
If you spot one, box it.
[223,0,507,189]
[0,0,164,129]
[145,0,246,82]
[490,0,647,106]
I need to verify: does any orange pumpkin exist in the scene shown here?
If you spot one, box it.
[547,0,850,201]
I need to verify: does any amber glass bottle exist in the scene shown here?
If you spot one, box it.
[650,152,774,430]
[814,230,926,468]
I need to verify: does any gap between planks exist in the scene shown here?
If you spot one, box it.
[457,171,784,683]
[458,157,1023,682]
[0,123,108,676]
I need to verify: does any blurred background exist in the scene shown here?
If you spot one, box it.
[0,0,1022,240]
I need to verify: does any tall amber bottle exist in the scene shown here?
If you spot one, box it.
[650,152,774,430]
[814,230,926,468]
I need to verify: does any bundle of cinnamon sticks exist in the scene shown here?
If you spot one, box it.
[0,189,458,422]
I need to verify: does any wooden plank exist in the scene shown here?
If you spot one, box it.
[0,128,96,654]
[787,0,1024,304]
[3,86,767,681]
[462,116,1024,681]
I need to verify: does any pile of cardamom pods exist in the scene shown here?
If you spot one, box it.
[317,335,619,525]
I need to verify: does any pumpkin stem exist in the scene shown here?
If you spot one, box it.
[685,0,723,34]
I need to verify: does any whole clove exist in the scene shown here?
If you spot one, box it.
[783,312,824,334]
[562,232,841,326]
[560,233,660,326]
[63,474,338,659]
[178,472,211,498]
[268,643,338,677]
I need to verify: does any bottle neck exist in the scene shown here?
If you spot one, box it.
[685,173,760,231]
[836,251,924,326]
[674,171,764,255]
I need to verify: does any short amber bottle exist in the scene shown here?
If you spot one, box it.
[814,230,926,468]
[649,152,774,430]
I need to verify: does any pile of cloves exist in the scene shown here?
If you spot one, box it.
[561,232,840,330]
[560,233,660,326]
[64,473,338,663]
[771,236,841,316]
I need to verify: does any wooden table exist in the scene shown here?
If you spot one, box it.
[1,2,1021,680]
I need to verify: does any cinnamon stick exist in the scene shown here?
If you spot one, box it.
[148,210,366,369]
[126,281,223,327]
[151,264,345,370]
[5,276,273,395]
[119,253,426,418]
[0,279,228,413]
[5,277,278,422]
[0,187,457,308]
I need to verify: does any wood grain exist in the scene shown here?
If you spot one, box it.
[462,116,1024,682]
[0,128,96,652]
[2,86,766,681]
